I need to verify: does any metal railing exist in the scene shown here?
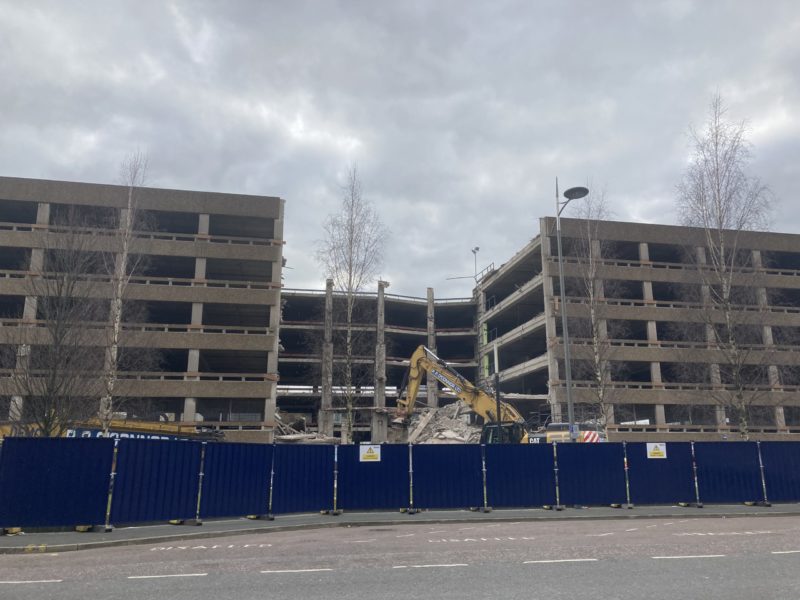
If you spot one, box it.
[0,221,282,247]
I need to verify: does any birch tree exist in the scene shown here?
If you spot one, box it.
[676,94,774,438]
[565,192,625,433]
[98,151,149,434]
[316,166,387,442]
[3,208,106,436]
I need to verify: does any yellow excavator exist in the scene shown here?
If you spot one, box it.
[393,345,529,443]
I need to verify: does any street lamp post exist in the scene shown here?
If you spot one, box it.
[555,180,589,442]
[471,246,480,282]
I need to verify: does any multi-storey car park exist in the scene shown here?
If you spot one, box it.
[0,176,284,442]
[278,281,476,442]
[477,217,800,441]
[3,175,800,443]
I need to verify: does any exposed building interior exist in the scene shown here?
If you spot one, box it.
[0,176,284,441]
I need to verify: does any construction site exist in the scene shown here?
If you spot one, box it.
[2,176,800,444]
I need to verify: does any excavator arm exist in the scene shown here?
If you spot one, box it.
[395,345,528,442]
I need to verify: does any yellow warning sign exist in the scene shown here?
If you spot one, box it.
[359,444,381,462]
[647,443,667,459]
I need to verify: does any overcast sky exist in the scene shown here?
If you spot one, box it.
[2,1,798,297]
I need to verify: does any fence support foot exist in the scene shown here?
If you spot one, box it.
[184,519,203,526]
[91,525,113,533]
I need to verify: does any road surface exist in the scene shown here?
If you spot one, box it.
[1,515,799,599]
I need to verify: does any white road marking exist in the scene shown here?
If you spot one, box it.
[664,522,674,525]
[646,525,658,528]
[396,533,415,538]
[652,555,725,560]
[772,550,800,555]
[348,539,376,543]
[524,559,598,564]
[128,573,208,579]
[0,579,63,584]
[587,533,614,537]
[261,568,333,574]
[427,530,446,534]
[459,527,477,531]
[393,564,468,569]
[625,528,638,532]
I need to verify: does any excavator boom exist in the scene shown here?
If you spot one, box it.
[395,345,528,443]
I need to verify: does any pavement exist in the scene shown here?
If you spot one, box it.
[2,502,799,554]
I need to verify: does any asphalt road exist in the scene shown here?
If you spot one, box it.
[2,515,799,599]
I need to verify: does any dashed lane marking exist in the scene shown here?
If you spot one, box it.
[427,530,446,534]
[128,573,208,579]
[348,539,376,543]
[586,533,614,537]
[625,528,638,532]
[458,527,477,531]
[524,559,598,564]
[393,564,469,569]
[396,534,415,538]
[772,550,800,555]
[260,569,333,574]
[652,555,725,560]
[0,580,63,584]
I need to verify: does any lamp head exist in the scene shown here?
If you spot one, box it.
[563,186,589,201]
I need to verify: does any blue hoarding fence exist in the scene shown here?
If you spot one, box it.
[5,439,800,531]
[0,437,114,529]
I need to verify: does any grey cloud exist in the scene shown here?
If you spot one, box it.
[1,0,799,297]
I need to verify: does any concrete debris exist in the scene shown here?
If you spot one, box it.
[275,410,339,444]
[406,402,482,444]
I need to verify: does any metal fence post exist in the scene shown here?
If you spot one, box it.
[690,441,703,508]
[622,441,634,509]
[190,442,206,526]
[266,444,276,520]
[552,442,564,511]
[756,441,772,507]
[330,445,341,516]
[407,443,416,514]
[480,444,491,512]
[101,439,120,532]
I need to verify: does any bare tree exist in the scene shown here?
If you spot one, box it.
[564,192,625,433]
[316,165,387,442]
[2,207,106,436]
[98,151,149,434]
[676,94,775,438]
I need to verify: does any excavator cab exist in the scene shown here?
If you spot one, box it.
[479,422,528,444]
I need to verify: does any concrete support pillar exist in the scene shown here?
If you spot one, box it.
[183,349,200,422]
[11,203,51,423]
[540,223,563,422]
[261,210,284,442]
[426,287,439,408]
[751,250,783,428]
[640,242,665,425]
[183,214,209,424]
[695,246,726,427]
[319,278,335,437]
[371,281,388,442]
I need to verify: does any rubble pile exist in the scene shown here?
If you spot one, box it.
[406,402,482,444]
